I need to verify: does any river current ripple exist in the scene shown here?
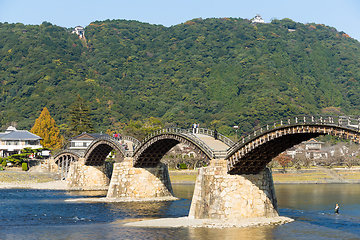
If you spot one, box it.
[0,184,359,239]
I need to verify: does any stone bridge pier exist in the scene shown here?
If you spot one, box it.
[66,158,111,190]
[106,157,174,199]
[189,159,278,219]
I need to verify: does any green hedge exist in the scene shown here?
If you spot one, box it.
[22,162,28,171]
[179,163,187,169]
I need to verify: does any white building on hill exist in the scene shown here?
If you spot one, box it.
[72,26,85,39]
[252,14,265,23]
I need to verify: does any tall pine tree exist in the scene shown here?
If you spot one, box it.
[31,107,63,149]
[69,95,94,136]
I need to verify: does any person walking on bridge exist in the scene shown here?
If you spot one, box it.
[214,129,218,140]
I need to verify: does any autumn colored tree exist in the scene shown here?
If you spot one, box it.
[274,153,291,172]
[31,107,63,149]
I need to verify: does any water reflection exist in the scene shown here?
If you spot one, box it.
[186,226,275,240]
[275,184,360,215]
[64,190,108,197]
[172,184,195,200]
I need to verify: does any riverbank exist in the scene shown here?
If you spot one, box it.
[169,167,360,184]
[1,166,360,190]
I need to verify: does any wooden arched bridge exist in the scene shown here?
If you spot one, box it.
[53,150,83,179]
[55,115,360,176]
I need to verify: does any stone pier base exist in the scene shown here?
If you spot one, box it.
[66,158,110,190]
[106,157,174,199]
[189,159,278,219]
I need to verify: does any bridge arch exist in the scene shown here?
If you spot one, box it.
[84,136,127,166]
[53,150,83,179]
[227,115,360,175]
[133,128,215,167]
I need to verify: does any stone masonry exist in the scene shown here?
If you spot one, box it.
[189,159,278,219]
[66,158,110,190]
[107,157,173,199]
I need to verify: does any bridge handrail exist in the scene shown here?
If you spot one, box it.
[121,135,141,148]
[137,127,215,159]
[87,135,127,156]
[227,114,360,156]
[190,128,235,147]
[53,149,84,159]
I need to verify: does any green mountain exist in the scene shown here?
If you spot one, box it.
[0,18,359,137]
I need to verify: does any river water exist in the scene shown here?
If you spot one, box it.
[1,184,360,239]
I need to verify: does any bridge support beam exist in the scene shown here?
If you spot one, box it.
[106,157,174,199]
[189,159,278,219]
[66,158,111,190]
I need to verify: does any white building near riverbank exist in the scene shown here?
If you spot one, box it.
[0,126,42,157]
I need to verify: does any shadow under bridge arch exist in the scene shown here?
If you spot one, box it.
[84,137,127,166]
[133,128,214,167]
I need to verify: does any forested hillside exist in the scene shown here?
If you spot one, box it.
[0,18,360,138]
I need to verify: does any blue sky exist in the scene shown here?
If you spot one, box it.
[0,0,359,41]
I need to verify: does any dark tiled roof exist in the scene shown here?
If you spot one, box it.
[0,130,42,140]
[70,132,109,140]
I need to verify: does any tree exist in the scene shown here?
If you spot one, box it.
[274,153,291,172]
[295,152,312,168]
[69,95,94,136]
[31,107,63,149]
[124,117,164,139]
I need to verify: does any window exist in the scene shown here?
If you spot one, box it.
[26,140,38,145]
[74,142,84,147]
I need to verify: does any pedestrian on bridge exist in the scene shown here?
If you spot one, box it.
[192,123,196,134]
[214,129,218,140]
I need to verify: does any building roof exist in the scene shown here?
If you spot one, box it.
[70,132,109,141]
[0,130,42,141]
[304,138,324,144]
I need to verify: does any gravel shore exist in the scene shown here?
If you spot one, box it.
[0,170,67,190]
[125,216,294,229]
[0,180,68,190]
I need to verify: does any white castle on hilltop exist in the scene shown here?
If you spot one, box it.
[252,14,265,23]
[72,26,85,39]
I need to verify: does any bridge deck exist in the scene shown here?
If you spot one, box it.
[194,134,229,150]
[195,133,229,158]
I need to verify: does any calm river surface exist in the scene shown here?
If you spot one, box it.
[1,184,360,239]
